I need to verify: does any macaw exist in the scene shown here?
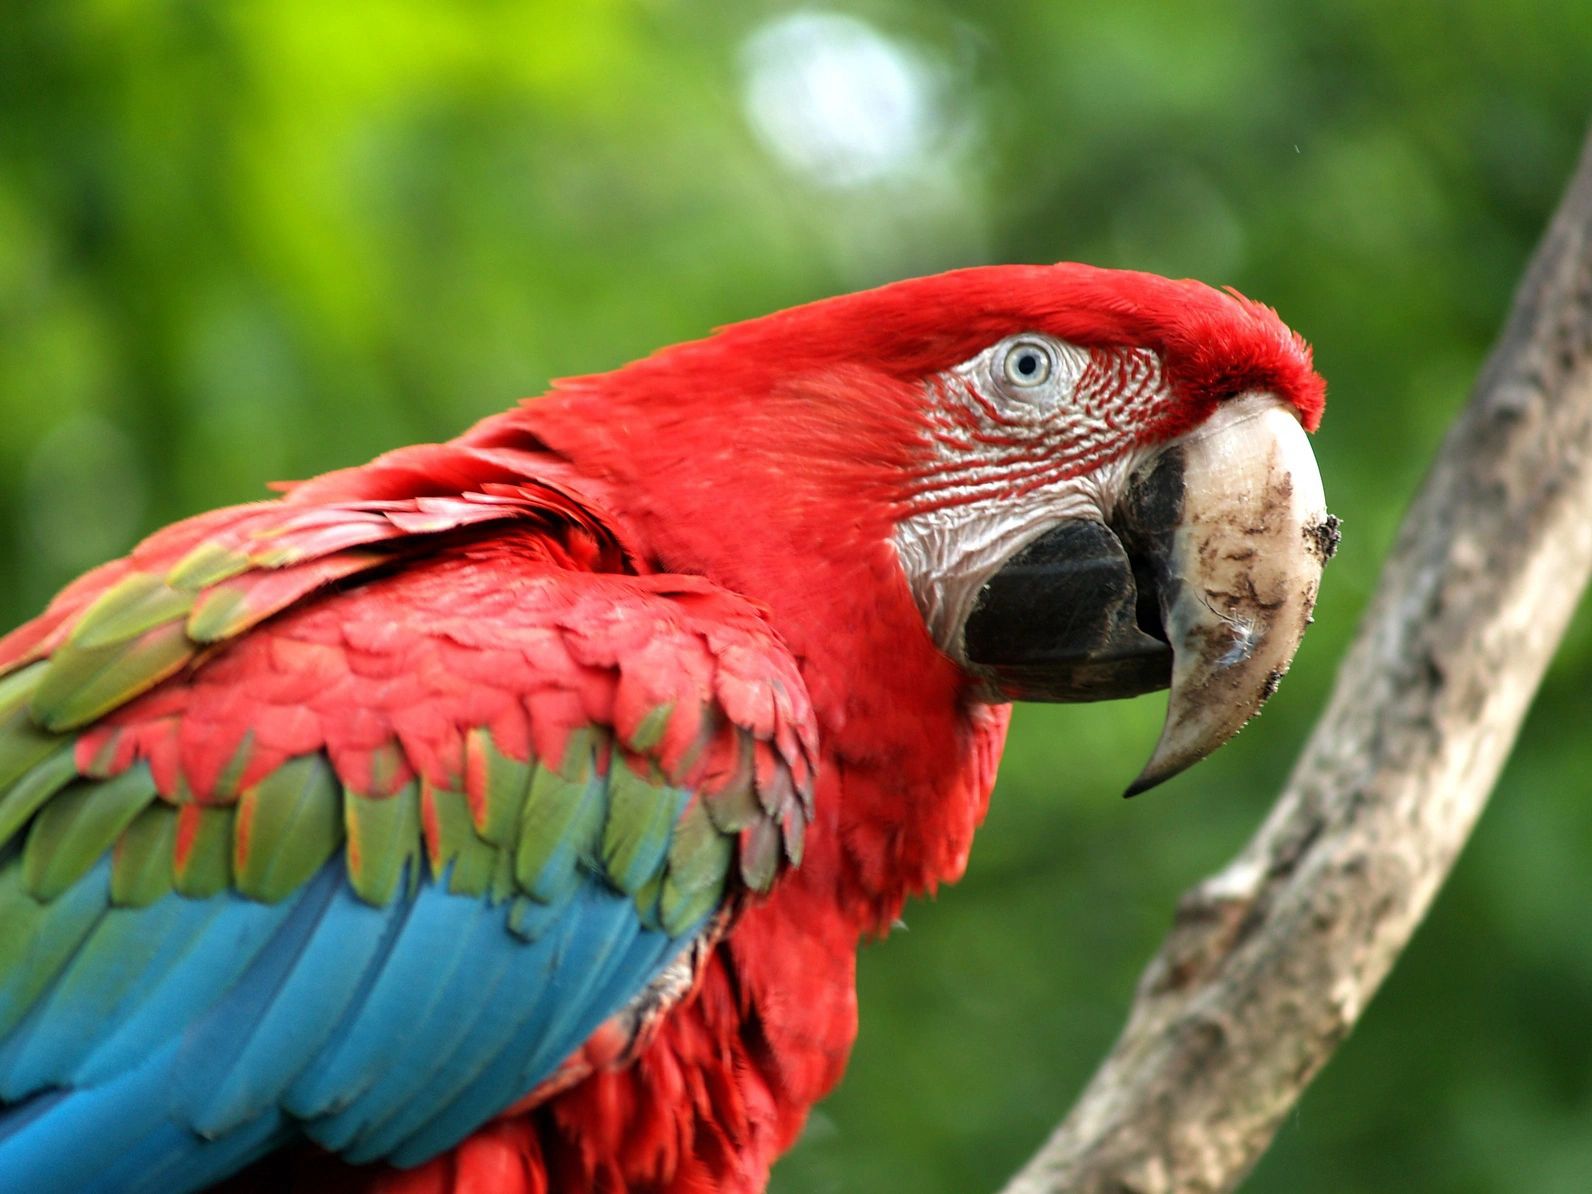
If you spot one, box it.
[0,264,1331,1193]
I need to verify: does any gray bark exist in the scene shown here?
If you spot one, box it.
[1002,121,1592,1194]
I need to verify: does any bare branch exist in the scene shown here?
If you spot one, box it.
[1003,121,1592,1194]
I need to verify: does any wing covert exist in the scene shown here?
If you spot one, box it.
[0,479,815,1192]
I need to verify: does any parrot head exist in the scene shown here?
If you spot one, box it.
[512,263,1336,794]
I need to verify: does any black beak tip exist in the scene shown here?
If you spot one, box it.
[1120,752,1195,799]
[1121,772,1161,800]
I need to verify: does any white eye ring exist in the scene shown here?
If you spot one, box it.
[1001,340,1053,388]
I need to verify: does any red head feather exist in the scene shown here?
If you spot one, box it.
[690,263,1324,430]
[738,264,1324,426]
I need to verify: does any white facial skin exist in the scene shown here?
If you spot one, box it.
[890,331,1331,792]
[891,323,1324,799]
[892,333,1164,664]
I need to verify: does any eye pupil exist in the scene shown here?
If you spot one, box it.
[1002,340,1052,387]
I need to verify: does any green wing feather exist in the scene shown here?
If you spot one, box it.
[0,495,814,932]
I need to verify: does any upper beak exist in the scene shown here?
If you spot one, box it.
[962,394,1337,796]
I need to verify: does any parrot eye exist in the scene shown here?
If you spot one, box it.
[1001,340,1054,388]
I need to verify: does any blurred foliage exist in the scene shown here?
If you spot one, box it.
[2,2,1590,1191]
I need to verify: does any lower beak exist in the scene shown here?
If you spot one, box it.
[963,395,1336,795]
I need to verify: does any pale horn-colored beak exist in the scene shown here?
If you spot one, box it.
[1117,393,1335,796]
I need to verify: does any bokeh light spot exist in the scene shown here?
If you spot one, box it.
[740,12,944,190]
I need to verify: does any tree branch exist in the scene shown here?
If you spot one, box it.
[1002,121,1592,1194]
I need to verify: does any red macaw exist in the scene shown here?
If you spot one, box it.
[0,264,1331,1193]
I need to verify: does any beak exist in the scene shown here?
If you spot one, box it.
[963,395,1336,796]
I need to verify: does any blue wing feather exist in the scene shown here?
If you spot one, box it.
[74,893,294,1086]
[0,867,110,1053]
[285,870,511,1139]
[3,889,216,1095]
[176,859,351,1135]
[0,856,706,1194]
[195,882,403,1132]
[126,1108,286,1194]
[362,886,649,1164]
[315,888,521,1158]
[0,1043,187,1191]
[385,890,682,1168]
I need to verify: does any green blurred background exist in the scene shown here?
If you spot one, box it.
[3,3,1591,1191]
